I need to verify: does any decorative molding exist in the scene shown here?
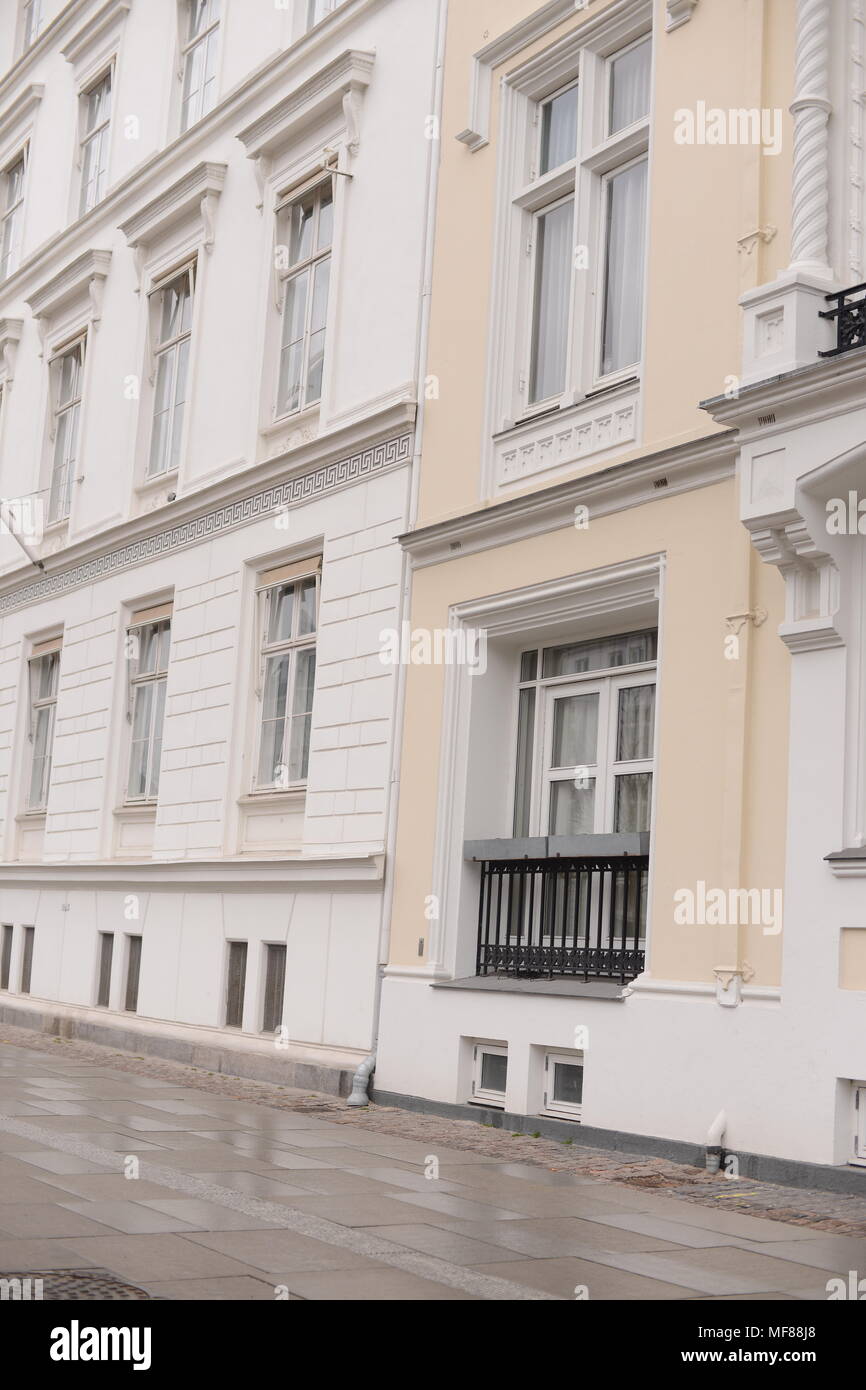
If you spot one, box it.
[60,0,130,71]
[789,0,833,275]
[0,854,385,888]
[737,225,777,256]
[25,249,112,326]
[118,161,227,254]
[0,431,413,616]
[0,319,23,382]
[747,514,843,652]
[666,0,699,31]
[401,430,737,568]
[495,385,640,493]
[236,49,375,161]
[0,83,44,148]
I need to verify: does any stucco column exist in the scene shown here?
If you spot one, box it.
[789,0,833,277]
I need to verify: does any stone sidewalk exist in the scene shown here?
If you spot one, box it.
[0,1024,864,1300]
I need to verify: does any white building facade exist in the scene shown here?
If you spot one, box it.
[0,0,444,1091]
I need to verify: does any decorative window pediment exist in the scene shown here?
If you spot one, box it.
[0,82,43,163]
[119,160,226,283]
[237,48,373,196]
[26,249,112,338]
[61,0,130,81]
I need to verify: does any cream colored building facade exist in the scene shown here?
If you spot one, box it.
[376,0,866,1172]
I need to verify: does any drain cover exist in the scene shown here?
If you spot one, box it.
[0,1269,155,1300]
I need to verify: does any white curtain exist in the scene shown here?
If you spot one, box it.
[601,159,647,376]
[530,197,574,403]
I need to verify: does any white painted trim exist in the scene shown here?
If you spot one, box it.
[0,854,385,887]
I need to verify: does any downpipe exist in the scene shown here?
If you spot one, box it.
[347,1053,376,1107]
[706,1108,727,1173]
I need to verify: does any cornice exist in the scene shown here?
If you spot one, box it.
[25,248,111,323]
[0,82,44,145]
[237,49,375,161]
[701,348,866,439]
[0,852,385,888]
[399,430,737,567]
[118,160,227,248]
[60,0,130,70]
[0,0,92,107]
[0,404,415,616]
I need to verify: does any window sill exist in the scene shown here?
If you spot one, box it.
[435,975,630,1001]
[492,377,641,494]
[114,803,157,821]
[238,790,306,810]
[134,469,178,498]
[16,809,46,823]
[260,403,321,441]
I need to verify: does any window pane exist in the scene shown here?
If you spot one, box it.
[519,650,538,683]
[601,159,647,376]
[28,705,51,809]
[543,629,657,678]
[20,927,34,994]
[127,683,154,799]
[97,932,113,1007]
[614,772,652,832]
[267,584,294,643]
[125,936,142,1013]
[616,684,655,761]
[137,623,160,674]
[551,693,598,768]
[189,0,217,40]
[289,194,316,265]
[258,654,290,785]
[160,281,191,343]
[609,38,651,135]
[480,1051,507,1094]
[288,648,316,782]
[529,198,573,404]
[512,687,535,837]
[0,924,12,990]
[540,84,578,174]
[297,578,317,636]
[149,352,173,476]
[225,940,246,1028]
[148,679,167,797]
[262,943,287,1033]
[278,271,308,414]
[552,1060,583,1106]
[305,258,330,403]
[549,778,595,835]
[317,187,334,251]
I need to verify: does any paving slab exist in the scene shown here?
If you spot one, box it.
[472,1256,694,1300]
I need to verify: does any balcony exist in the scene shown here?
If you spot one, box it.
[819,283,866,359]
[466,835,649,986]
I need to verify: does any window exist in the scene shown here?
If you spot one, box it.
[148,266,194,478]
[275,182,332,417]
[48,340,84,524]
[26,638,61,813]
[254,559,319,790]
[543,1051,584,1120]
[0,154,26,282]
[180,0,220,133]
[79,71,112,216]
[124,935,142,1013]
[262,943,286,1034]
[225,941,247,1028]
[20,927,34,994]
[508,31,651,419]
[21,0,43,49]
[0,925,12,990]
[471,1043,508,1108]
[307,0,344,27]
[126,605,172,802]
[513,628,657,837]
[97,932,114,1007]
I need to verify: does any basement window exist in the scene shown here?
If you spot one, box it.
[854,1085,866,1167]
[543,1050,584,1120]
[471,1043,508,1108]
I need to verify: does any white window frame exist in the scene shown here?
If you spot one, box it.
[489,9,652,440]
[178,0,221,134]
[253,558,320,792]
[470,1043,508,1108]
[20,0,43,51]
[25,638,61,814]
[515,636,657,839]
[124,606,172,804]
[46,337,86,525]
[0,149,27,283]
[273,178,334,421]
[146,262,195,479]
[78,68,113,217]
[543,1050,584,1120]
[854,1085,866,1166]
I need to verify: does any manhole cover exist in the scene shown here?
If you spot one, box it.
[0,1269,155,1300]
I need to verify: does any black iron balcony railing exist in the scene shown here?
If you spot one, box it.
[819,282,866,358]
[469,839,649,985]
